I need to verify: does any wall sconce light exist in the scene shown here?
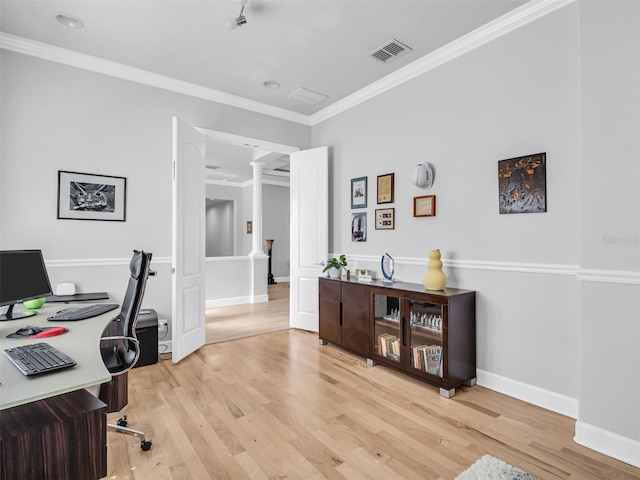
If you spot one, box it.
[411,163,434,189]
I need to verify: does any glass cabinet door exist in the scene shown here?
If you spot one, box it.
[372,292,401,363]
[409,300,444,378]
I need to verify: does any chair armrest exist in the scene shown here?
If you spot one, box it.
[100,336,140,346]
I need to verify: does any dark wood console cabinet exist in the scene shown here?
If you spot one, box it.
[318,277,370,357]
[319,277,476,398]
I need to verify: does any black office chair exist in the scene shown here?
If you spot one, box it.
[99,250,155,451]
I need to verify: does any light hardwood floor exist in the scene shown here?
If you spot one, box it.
[205,283,290,344]
[103,304,640,479]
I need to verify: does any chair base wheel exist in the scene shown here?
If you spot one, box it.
[117,416,128,427]
[141,439,152,451]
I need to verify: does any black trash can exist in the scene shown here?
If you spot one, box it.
[134,309,158,368]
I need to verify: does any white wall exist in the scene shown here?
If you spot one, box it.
[205,256,268,307]
[314,3,581,395]
[575,0,640,464]
[263,183,290,280]
[205,200,234,257]
[313,1,639,467]
[0,51,310,331]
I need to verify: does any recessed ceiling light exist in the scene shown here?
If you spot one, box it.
[55,13,84,29]
[263,80,280,89]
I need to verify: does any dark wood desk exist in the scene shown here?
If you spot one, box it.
[0,302,117,479]
[0,389,107,479]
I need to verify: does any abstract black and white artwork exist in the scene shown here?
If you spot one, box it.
[57,170,127,221]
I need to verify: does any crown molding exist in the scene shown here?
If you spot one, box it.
[1,0,575,128]
[310,0,577,125]
[0,32,311,126]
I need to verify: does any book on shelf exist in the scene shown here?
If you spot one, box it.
[377,333,394,357]
[425,345,442,375]
[377,333,400,362]
[412,344,442,376]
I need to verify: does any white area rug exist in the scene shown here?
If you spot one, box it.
[456,455,538,480]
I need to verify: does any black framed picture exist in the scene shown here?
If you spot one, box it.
[351,176,367,209]
[377,173,394,204]
[498,153,546,214]
[57,170,127,221]
[375,208,395,229]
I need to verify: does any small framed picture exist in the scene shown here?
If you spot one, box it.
[351,177,367,209]
[413,195,436,217]
[57,170,126,221]
[377,173,394,204]
[375,208,395,230]
[351,212,367,242]
[247,221,253,234]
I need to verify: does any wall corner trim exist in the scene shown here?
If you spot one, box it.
[574,421,640,468]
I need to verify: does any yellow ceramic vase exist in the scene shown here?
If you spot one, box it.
[422,249,448,290]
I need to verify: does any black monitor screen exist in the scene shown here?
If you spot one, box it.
[0,250,53,307]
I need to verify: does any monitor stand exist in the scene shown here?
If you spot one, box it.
[0,304,37,321]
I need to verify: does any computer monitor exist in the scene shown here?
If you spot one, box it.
[0,250,53,321]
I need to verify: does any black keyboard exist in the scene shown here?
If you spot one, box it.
[47,303,119,321]
[4,342,76,376]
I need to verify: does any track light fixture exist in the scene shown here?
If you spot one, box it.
[226,0,248,31]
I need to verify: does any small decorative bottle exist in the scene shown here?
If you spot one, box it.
[422,249,448,290]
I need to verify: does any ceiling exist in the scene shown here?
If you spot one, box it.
[0,0,528,184]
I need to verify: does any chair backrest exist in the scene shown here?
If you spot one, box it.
[120,249,152,344]
[101,250,153,374]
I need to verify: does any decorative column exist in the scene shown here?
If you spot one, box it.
[266,239,276,284]
[249,161,265,256]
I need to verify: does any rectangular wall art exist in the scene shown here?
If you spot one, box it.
[375,208,395,230]
[351,177,367,209]
[498,153,546,214]
[352,212,367,242]
[413,195,436,217]
[377,173,394,204]
[57,170,126,221]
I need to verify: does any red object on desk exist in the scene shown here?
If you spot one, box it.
[30,327,68,338]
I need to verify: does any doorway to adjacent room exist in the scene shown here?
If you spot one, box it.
[205,282,290,344]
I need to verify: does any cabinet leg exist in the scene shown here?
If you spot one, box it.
[440,387,456,398]
[366,358,376,366]
[465,377,477,387]
[318,338,328,345]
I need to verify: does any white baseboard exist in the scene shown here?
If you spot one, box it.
[206,294,269,308]
[575,421,640,468]
[476,369,579,419]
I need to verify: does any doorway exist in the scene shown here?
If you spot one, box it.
[205,282,290,344]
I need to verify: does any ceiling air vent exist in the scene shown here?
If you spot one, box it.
[287,87,329,105]
[370,39,412,63]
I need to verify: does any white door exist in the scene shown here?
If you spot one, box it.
[290,146,328,331]
[171,117,206,363]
